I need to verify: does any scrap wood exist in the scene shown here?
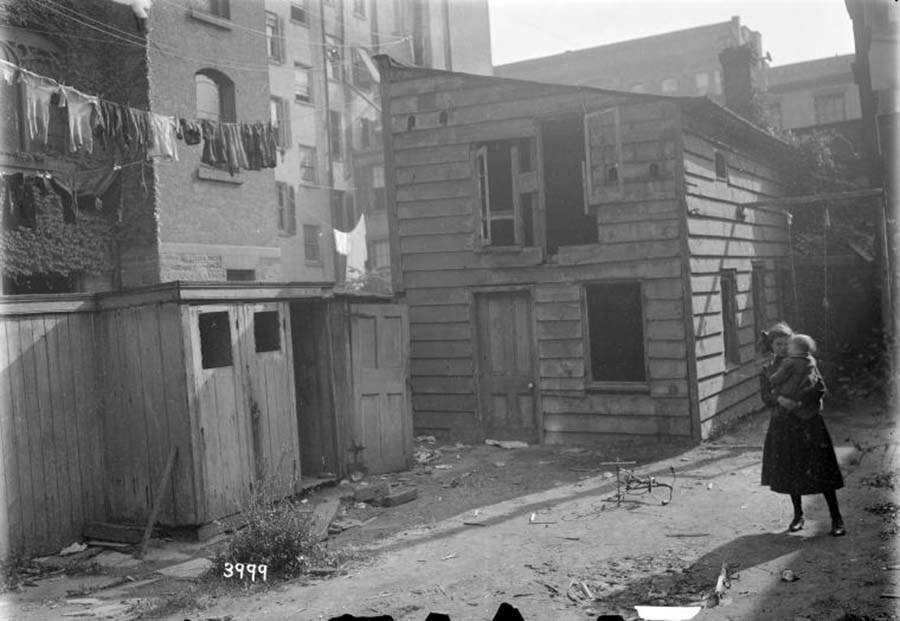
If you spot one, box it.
[462,521,486,527]
[441,553,457,561]
[308,498,341,541]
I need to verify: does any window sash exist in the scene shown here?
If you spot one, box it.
[266,13,285,63]
[303,225,320,261]
[294,64,312,103]
[290,1,308,23]
[298,146,316,183]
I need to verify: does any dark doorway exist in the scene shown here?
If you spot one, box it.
[542,117,597,254]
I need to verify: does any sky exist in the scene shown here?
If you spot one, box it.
[489,0,856,68]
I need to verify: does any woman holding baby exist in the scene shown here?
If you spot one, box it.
[759,321,846,537]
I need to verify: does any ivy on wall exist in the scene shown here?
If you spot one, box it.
[0,191,112,277]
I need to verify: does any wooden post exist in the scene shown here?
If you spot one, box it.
[136,447,177,559]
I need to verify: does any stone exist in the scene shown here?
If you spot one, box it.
[156,558,213,579]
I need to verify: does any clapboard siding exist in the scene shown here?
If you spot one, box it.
[0,313,103,558]
[682,128,790,434]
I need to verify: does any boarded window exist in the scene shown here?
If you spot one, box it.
[254,310,281,353]
[586,282,646,382]
[720,270,740,365]
[199,311,233,369]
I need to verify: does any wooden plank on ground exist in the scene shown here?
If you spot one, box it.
[308,498,340,542]
[136,447,177,559]
[83,521,144,544]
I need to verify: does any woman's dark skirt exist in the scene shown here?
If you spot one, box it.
[761,407,844,495]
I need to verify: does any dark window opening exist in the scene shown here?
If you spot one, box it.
[715,151,728,180]
[207,0,230,18]
[439,110,448,125]
[649,162,660,179]
[329,110,343,160]
[290,2,308,23]
[586,282,646,382]
[542,117,597,254]
[606,164,618,183]
[720,269,740,365]
[226,269,255,281]
[254,310,281,353]
[199,311,233,369]
[406,115,416,130]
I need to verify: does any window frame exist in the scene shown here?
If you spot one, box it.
[583,280,649,391]
[293,62,313,104]
[813,91,847,125]
[265,11,285,64]
[289,1,309,25]
[297,144,317,184]
[328,109,343,161]
[474,139,537,249]
[714,150,729,182]
[270,96,290,150]
[303,224,321,263]
[276,181,296,235]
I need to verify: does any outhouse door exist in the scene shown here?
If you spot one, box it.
[349,304,411,474]
[236,303,299,495]
[475,291,538,442]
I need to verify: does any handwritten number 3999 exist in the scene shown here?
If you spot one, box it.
[223,562,268,582]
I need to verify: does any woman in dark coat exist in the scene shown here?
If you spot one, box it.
[759,322,846,536]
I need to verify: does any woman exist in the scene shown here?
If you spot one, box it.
[759,322,846,536]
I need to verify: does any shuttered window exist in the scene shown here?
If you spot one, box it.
[721,269,740,365]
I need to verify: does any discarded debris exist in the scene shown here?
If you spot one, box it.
[780,569,799,582]
[375,485,418,507]
[462,521,486,527]
[415,435,436,443]
[414,447,442,464]
[665,533,710,538]
[59,542,88,556]
[485,439,529,449]
[633,605,701,620]
[441,553,457,561]
[353,482,389,503]
[308,498,341,541]
[434,464,453,470]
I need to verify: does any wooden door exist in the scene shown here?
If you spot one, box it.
[238,303,299,496]
[475,292,537,442]
[350,304,411,474]
[187,305,251,520]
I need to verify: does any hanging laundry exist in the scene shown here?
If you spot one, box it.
[146,113,179,161]
[333,227,350,255]
[178,117,202,146]
[334,214,368,281]
[21,73,58,145]
[0,62,17,85]
[224,123,249,171]
[241,123,262,171]
[58,85,99,153]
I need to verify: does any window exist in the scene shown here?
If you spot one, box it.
[270,97,290,148]
[298,145,316,183]
[661,77,679,94]
[720,270,740,365]
[372,164,385,211]
[294,63,312,103]
[276,182,296,235]
[751,262,766,337]
[254,311,281,353]
[195,70,235,122]
[331,189,354,230]
[352,0,366,17]
[265,12,285,63]
[226,269,255,281]
[767,102,783,130]
[714,151,728,181]
[476,138,537,247]
[206,0,229,18]
[290,1,308,24]
[814,92,846,125]
[304,225,321,262]
[695,72,710,95]
[199,311,233,369]
[585,282,646,383]
[328,110,343,161]
[370,239,390,269]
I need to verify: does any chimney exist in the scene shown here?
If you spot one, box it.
[718,43,762,121]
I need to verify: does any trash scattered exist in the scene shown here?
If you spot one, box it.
[706,483,714,490]
[528,513,556,525]
[633,605,702,620]
[349,471,365,482]
[780,569,799,582]
[414,447,442,464]
[415,435,437,443]
[494,462,506,467]
[441,553,457,561]
[59,542,88,556]
[485,439,529,449]
[375,485,418,507]
[434,464,453,470]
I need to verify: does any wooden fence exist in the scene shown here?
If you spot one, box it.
[0,298,104,559]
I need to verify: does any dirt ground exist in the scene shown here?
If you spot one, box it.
[3,398,897,621]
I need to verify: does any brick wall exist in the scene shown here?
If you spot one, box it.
[147,0,279,281]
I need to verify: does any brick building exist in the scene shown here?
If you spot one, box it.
[765,55,861,131]
[495,16,765,103]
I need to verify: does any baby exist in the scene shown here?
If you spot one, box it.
[768,334,823,418]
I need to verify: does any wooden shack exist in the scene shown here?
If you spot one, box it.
[376,59,795,444]
[0,283,411,558]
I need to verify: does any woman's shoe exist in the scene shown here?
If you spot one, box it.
[788,516,805,532]
[831,519,846,537]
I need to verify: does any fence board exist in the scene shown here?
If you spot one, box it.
[0,321,13,558]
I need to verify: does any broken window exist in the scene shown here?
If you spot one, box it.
[254,310,281,353]
[475,138,537,247]
[543,117,597,254]
[199,311,233,369]
[586,282,646,382]
[720,269,740,365]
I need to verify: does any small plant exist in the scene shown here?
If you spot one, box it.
[211,472,344,584]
